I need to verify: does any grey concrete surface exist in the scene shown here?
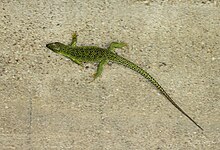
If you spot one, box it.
[0,0,220,149]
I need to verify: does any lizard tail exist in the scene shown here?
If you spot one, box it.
[110,54,203,130]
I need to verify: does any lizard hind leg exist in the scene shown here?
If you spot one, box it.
[108,42,128,52]
[70,32,78,47]
[92,59,108,80]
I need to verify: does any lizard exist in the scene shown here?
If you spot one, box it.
[46,32,203,130]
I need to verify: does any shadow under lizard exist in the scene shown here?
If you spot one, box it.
[46,32,203,131]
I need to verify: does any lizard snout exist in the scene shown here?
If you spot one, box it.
[46,42,62,52]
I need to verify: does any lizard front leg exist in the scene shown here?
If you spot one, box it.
[70,32,78,47]
[63,55,83,67]
[69,58,83,66]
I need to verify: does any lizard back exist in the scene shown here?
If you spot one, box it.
[66,46,109,62]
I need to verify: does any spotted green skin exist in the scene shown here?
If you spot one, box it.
[46,33,203,130]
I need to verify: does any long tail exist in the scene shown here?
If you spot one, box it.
[110,54,203,130]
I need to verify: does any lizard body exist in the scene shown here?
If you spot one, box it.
[46,33,203,130]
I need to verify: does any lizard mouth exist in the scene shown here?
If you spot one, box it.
[46,43,57,51]
[46,42,62,52]
[46,43,53,49]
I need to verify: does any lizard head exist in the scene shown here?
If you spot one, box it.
[46,42,66,53]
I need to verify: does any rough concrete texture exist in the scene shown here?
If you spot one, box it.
[0,0,219,149]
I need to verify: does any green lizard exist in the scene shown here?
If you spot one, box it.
[46,32,203,130]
